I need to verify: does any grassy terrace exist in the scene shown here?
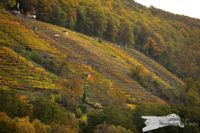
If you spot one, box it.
[0,47,60,90]
[0,11,185,104]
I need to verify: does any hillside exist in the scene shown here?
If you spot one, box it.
[1,10,186,103]
[0,1,200,132]
[12,0,199,81]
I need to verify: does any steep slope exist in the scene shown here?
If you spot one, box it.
[126,48,184,89]
[0,11,184,105]
[16,0,199,81]
[0,47,60,91]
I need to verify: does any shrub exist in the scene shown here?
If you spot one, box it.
[0,0,16,8]
[60,79,84,111]
[93,123,133,133]
[50,123,78,133]
[32,98,68,125]
[0,90,32,117]
[0,112,79,133]
[0,112,15,133]
[29,51,61,74]
[84,106,137,133]
[130,66,177,102]
[32,119,51,133]
[14,117,35,133]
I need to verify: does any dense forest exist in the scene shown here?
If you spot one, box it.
[0,0,200,133]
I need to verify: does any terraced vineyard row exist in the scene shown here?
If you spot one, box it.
[0,47,60,90]
[0,11,184,105]
[19,17,168,104]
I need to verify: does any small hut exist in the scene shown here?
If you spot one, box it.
[86,73,93,81]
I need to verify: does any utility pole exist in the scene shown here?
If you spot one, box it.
[17,3,20,11]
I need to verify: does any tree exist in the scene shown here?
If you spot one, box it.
[104,14,120,42]
[32,119,51,133]
[92,7,108,38]
[50,3,67,27]
[143,37,161,57]
[85,105,136,132]
[16,0,37,13]
[60,79,84,111]
[134,21,152,47]
[77,0,107,38]
[76,5,88,33]
[59,0,79,29]
[0,112,15,133]
[50,123,77,133]
[36,0,55,22]
[14,117,35,133]
[0,0,16,8]
[32,98,68,124]
[118,19,134,46]
[94,123,133,133]
[0,90,32,118]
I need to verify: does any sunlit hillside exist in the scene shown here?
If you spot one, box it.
[1,10,185,103]
[0,0,200,132]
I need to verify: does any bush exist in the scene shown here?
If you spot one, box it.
[50,123,78,133]
[93,123,133,133]
[0,112,15,133]
[60,79,84,111]
[0,112,79,133]
[29,51,61,75]
[32,119,51,133]
[131,66,177,102]
[14,117,35,133]
[84,106,137,133]
[0,0,16,8]
[0,90,32,117]
[32,98,68,125]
